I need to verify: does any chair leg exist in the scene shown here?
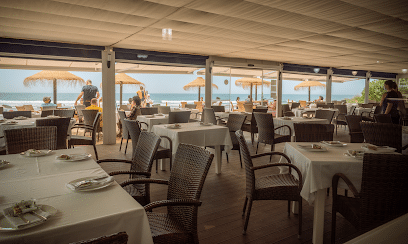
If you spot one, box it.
[288,201,291,216]
[298,197,302,239]
[327,188,330,196]
[243,198,253,235]
[331,201,337,243]
[335,125,338,135]
[251,133,254,145]
[156,159,158,173]
[238,149,242,168]
[226,152,229,163]
[242,197,248,217]
[345,189,348,197]
[119,138,123,151]
[124,139,129,154]
[256,142,259,154]
[93,144,98,160]
[169,155,173,171]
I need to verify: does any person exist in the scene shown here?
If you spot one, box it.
[127,96,142,120]
[41,96,56,108]
[145,93,153,107]
[245,95,251,103]
[269,100,277,111]
[381,80,400,124]
[200,97,204,102]
[85,98,103,127]
[137,86,146,106]
[75,80,100,107]
[316,96,324,102]
[236,97,240,102]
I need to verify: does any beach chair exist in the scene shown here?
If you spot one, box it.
[158,106,171,114]
[299,100,307,108]
[16,105,26,111]
[194,101,203,112]
[23,105,35,111]
[237,101,245,112]
[180,102,187,108]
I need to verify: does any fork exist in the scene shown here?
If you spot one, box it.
[73,175,109,188]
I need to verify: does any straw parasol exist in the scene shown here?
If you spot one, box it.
[235,78,271,101]
[115,73,144,105]
[294,80,326,101]
[24,70,85,104]
[183,77,218,101]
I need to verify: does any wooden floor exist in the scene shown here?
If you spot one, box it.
[79,125,359,244]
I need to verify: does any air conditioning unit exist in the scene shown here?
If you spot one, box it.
[211,56,280,70]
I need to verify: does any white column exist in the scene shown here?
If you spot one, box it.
[365,71,371,104]
[205,59,212,108]
[326,68,332,103]
[276,65,283,117]
[101,48,116,145]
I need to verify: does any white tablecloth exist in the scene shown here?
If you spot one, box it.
[274,117,329,138]
[292,108,339,118]
[354,107,372,115]
[171,108,199,119]
[0,148,153,244]
[215,111,251,120]
[137,115,169,132]
[152,122,232,174]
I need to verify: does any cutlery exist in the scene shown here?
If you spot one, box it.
[31,211,47,221]
[73,175,109,188]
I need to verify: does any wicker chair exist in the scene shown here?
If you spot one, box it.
[211,105,225,112]
[349,106,356,115]
[237,101,245,112]
[291,102,300,110]
[158,106,171,114]
[284,111,296,117]
[118,110,130,154]
[374,114,393,123]
[315,109,336,124]
[235,130,303,236]
[244,103,253,113]
[15,105,26,111]
[41,110,54,117]
[36,117,71,149]
[119,105,130,111]
[140,107,158,115]
[194,101,203,112]
[4,126,57,154]
[345,115,364,143]
[54,109,75,118]
[241,110,264,145]
[331,153,408,244]
[3,111,32,119]
[81,110,102,140]
[282,104,291,115]
[360,121,405,153]
[23,105,35,111]
[361,106,382,122]
[70,231,128,244]
[42,105,57,111]
[168,111,191,124]
[75,105,86,122]
[185,104,197,109]
[333,105,347,135]
[98,132,161,206]
[121,143,214,244]
[69,112,101,160]
[253,112,292,156]
[293,123,334,142]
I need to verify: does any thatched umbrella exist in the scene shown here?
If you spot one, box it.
[294,80,326,101]
[183,77,218,101]
[115,73,144,105]
[235,78,271,101]
[24,71,85,104]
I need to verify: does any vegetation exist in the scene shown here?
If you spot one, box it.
[346,79,408,103]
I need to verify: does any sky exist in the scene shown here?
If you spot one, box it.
[0,69,365,95]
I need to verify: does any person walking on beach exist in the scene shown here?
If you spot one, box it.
[41,96,56,108]
[137,86,146,107]
[75,80,100,107]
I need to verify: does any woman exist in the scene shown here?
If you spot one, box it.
[381,80,400,124]
[127,96,142,120]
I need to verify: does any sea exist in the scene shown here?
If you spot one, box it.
[0,93,356,110]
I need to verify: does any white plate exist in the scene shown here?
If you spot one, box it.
[1,121,17,125]
[345,150,364,160]
[200,122,213,126]
[0,160,10,169]
[361,145,396,154]
[13,117,27,120]
[56,153,91,162]
[321,141,347,147]
[145,115,155,118]
[21,150,52,157]
[297,144,328,152]
[166,125,181,129]
[0,205,57,232]
[302,117,313,119]
[66,176,114,192]
[46,115,60,118]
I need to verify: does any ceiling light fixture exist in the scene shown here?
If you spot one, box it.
[313,68,320,73]
[162,28,172,41]
[352,71,358,76]
[402,69,407,74]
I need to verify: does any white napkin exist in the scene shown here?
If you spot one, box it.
[66,176,113,191]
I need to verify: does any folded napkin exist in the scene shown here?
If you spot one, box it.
[66,176,113,191]
[2,206,50,228]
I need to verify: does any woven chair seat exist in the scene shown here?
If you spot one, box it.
[147,212,192,244]
[69,135,93,145]
[274,134,291,144]
[255,174,300,201]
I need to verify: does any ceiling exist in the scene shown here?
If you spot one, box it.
[1,0,408,74]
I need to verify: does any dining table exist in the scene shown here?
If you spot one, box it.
[354,107,373,116]
[152,122,232,174]
[0,147,153,244]
[292,108,339,118]
[280,142,394,244]
[137,114,169,132]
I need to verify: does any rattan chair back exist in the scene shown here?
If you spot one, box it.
[315,109,335,123]
[253,108,268,113]
[158,106,171,114]
[118,111,129,140]
[253,112,275,145]
[123,119,142,159]
[131,131,161,173]
[334,105,347,115]
[41,110,54,117]
[23,105,35,111]
[167,143,214,237]
[5,126,57,154]
[69,231,128,244]
[284,111,296,117]
[211,105,225,112]
[360,103,374,108]
[119,105,129,111]
[326,103,334,108]
[54,109,75,118]
[168,111,191,124]
[3,111,32,119]
[15,105,26,111]
[36,117,71,149]
[282,104,291,113]
[291,102,300,109]
[360,121,402,153]
[42,106,57,111]
[140,107,158,115]
[82,110,99,127]
[201,108,217,125]
[374,114,393,123]
[244,103,253,113]
[235,130,256,192]
[316,103,326,108]
[75,105,86,120]
[349,106,356,115]
[293,123,334,142]
[345,115,364,143]
[226,114,246,132]
[185,104,197,109]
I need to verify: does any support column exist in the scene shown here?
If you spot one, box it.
[365,71,371,104]
[102,48,116,145]
[276,65,283,117]
[326,69,332,103]
[205,58,212,108]
[261,70,264,106]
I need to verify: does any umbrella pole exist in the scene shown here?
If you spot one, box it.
[250,83,253,102]
[120,83,123,106]
[198,87,201,101]
[255,85,257,101]
[53,78,57,105]
[308,87,311,101]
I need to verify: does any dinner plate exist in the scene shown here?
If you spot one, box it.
[345,150,364,160]
[0,205,57,232]
[21,150,52,157]
[321,141,347,147]
[166,125,181,129]
[200,122,213,126]
[361,145,396,154]
[56,153,91,162]
[13,116,27,120]
[46,115,60,118]
[297,144,328,152]
[66,176,114,192]
[0,160,10,169]
[0,121,17,125]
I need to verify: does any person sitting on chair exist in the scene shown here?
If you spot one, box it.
[85,98,103,127]
[127,96,142,120]
[245,95,252,103]
[41,96,56,108]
